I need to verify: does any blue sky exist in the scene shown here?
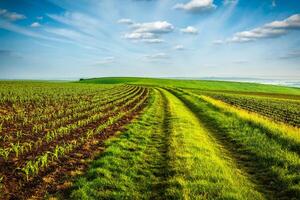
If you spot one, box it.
[0,0,300,79]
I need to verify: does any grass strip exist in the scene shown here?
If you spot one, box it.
[68,89,168,199]
[160,89,264,199]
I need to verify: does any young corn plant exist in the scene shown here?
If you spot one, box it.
[21,164,31,181]
[10,142,22,158]
[0,148,10,160]
[37,153,49,168]
[21,159,40,181]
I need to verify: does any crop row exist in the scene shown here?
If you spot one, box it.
[194,91,300,127]
[7,85,140,141]
[0,87,146,160]
[20,90,148,180]
[0,83,149,199]
[0,85,133,133]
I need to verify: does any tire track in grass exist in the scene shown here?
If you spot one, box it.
[171,89,300,199]
[67,89,170,199]
[160,88,264,199]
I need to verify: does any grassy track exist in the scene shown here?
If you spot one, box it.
[160,89,263,199]
[170,89,300,199]
[67,88,265,199]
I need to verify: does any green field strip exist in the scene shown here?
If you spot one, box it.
[79,77,300,95]
[66,88,169,199]
[171,89,300,199]
[159,88,264,200]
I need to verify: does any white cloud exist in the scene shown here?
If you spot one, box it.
[223,0,238,5]
[132,21,174,33]
[145,53,169,59]
[30,22,41,28]
[180,26,198,34]
[0,8,26,21]
[225,14,300,43]
[118,18,134,25]
[173,0,216,12]
[266,14,300,29]
[124,32,156,39]
[122,21,174,43]
[143,38,165,43]
[174,45,184,50]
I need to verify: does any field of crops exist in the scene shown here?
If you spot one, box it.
[0,78,300,199]
[0,82,148,199]
[189,90,300,127]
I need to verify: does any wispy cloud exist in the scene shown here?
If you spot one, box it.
[224,14,300,43]
[180,26,199,34]
[30,22,41,28]
[117,18,134,25]
[0,8,26,21]
[173,0,216,12]
[174,45,185,50]
[47,11,100,36]
[93,57,115,65]
[0,19,62,42]
[44,27,94,44]
[145,53,169,59]
[143,38,165,43]
[279,50,300,59]
[223,0,238,5]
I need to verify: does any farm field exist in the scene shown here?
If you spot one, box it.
[0,78,300,199]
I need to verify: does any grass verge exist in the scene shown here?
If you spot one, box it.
[160,89,264,199]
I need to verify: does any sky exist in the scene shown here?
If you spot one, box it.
[0,0,300,80]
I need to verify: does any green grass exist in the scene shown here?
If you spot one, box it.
[79,77,300,95]
[67,89,168,199]
[160,89,264,199]
[170,88,300,199]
